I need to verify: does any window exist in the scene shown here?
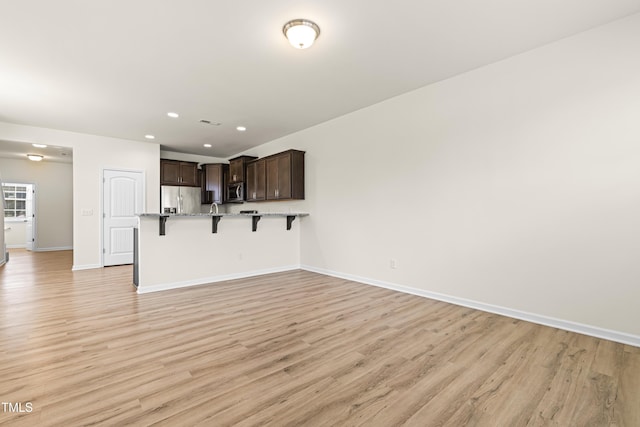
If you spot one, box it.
[2,183,29,220]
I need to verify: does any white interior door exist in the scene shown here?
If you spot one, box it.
[25,184,34,251]
[103,170,144,266]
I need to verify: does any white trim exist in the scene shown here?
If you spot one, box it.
[301,265,640,348]
[6,245,72,251]
[136,265,300,294]
[72,263,102,271]
[34,246,72,252]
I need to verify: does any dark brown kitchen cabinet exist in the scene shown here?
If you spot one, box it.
[228,155,257,183]
[265,150,304,200]
[160,159,198,186]
[246,159,266,202]
[201,163,228,204]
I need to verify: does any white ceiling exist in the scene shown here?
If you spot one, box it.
[1,1,640,160]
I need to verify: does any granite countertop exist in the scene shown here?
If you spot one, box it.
[138,212,309,217]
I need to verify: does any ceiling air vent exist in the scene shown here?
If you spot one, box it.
[200,119,221,126]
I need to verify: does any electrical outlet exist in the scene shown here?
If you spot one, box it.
[390,259,397,269]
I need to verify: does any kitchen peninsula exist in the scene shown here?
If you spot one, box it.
[134,212,308,293]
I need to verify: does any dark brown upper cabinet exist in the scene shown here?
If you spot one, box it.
[228,155,257,183]
[160,159,198,186]
[265,150,305,200]
[201,163,228,204]
[246,159,266,202]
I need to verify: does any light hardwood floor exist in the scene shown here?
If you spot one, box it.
[1,249,639,426]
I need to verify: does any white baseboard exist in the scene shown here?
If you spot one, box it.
[137,265,301,294]
[301,265,640,348]
[6,245,72,251]
[72,263,102,271]
[35,246,73,252]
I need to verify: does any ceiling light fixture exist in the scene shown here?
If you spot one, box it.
[167,112,179,118]
[283,19,320,49]
[32,143,47,148]
[144,134,155,140]
[236,126,247,132]
[203,144,212,148]
[27,154,44,161]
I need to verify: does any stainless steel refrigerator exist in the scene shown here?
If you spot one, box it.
[161,186,202,214]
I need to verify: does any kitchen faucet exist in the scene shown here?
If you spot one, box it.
[209,202,218,214]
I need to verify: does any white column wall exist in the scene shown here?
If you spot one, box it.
[137,215,301,292]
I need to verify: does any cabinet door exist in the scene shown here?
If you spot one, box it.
[180,162,198,186]
[161,160,180,185]
[266,153,293,200]
[266,157,279,200]
[276,153,292,199]
[246,162,256,201]
[247,160,266,201]
[200,169,211,204]
[204,164,223,204]
[254,159,266,200]
[229,160,243,183]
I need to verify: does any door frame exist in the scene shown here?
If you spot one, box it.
[101,168,145,267]
[25,183,36,250]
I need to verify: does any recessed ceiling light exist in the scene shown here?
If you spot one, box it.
[236,126,247,132]
[203,144,212,148]
[27,154,44,161]
[167,112,179,118]
[144,134,155,140]
[32,143,47,148]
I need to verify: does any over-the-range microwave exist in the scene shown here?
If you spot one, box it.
[226,182,244,203]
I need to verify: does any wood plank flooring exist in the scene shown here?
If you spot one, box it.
[1,249,639,426]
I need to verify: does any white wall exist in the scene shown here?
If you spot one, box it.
[236,14,640,339]
[137,215,301,292]
[160,150,227,165]
[0,123,160,269]
[0,158,73,250]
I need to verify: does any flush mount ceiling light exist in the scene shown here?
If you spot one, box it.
[167,112,179,118]
[236,126,247,132]
[144,134,155,140]
[203,144,212,148]
[283,19,320,49]
[32,143,47,148]
[27,154,44,161]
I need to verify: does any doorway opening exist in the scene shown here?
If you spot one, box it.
[2,182,35,250]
